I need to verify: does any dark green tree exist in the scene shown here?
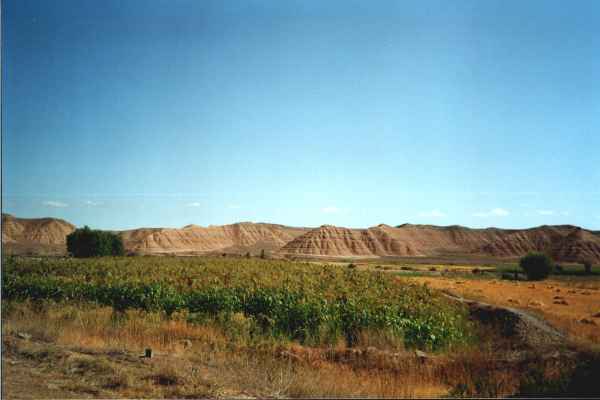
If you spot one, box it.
[582,259,593,275]
[519,252,554,281]
[67,226,125,258]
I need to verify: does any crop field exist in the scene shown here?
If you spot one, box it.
[2,256,473,350]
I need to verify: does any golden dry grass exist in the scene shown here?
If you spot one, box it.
[409,277,600,344]
[1,300,542,398]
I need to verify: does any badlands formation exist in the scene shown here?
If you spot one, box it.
[2,213,600,263]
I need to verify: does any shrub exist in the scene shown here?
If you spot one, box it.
[519,253,554,281]
[582,260,593,275]
[66,226,125,258]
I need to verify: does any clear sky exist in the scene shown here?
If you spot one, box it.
[2,0,599,230]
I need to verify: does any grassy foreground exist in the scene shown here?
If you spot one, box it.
[3,255,600,398]
[2,256,473,350]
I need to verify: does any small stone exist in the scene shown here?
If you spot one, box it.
[507,298,520,304]
[581,291,591,295]
[555,288,561,293]
[592,312,600,318]
[553,299,569,305]
[528,300,545,307]
[17,332,32,340]
[365,346,378,357]
[180,339,192,349]
[415,350,428,359]
[553,296,564,300]
[580,318,597,325]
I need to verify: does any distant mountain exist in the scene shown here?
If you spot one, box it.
[2,213,76,244]
[120,222,310,255]
[280,223,600,263]
[2,214,599,263]
[2,213,76,255]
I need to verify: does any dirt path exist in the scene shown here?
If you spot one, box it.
[442,292,566,350]
[408,277,600,344]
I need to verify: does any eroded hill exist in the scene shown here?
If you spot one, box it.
[120,222,310,255]
[2,214,599,263]
[1,214,76,255]
[279,223,600,263]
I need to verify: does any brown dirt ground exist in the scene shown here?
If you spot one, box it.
[407,277,600,344]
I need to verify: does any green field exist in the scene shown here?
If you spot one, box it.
[2,256,474,351]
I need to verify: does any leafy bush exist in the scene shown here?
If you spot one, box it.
[66,226,124,258]
[519,253,554,281]
[582,260,593,275]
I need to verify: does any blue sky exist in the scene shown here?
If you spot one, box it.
[2,0,599,230]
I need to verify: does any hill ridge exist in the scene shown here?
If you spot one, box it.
[3,214,599,262]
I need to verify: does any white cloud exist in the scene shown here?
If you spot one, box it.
[43,201,68,208]
[186,202,201,207]
[532,210,570,217]
[321,206,341,214]
[536,210,556,216]
[473,208,509,217]
[228,204,241,209]
[417,209,446,218]
[85,200,103,206]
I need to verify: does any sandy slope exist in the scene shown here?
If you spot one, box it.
[3,213,600,262]
[1,214,75,245]
[279,224,600,263]
[120,222,310,254]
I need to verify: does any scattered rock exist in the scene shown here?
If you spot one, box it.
[555,288,561,293]
[17,332,32,340]
[415,350,428,361]
[528,300,545,308]
[592,312,600,318]
[553,299,569,305]
[180,339,192,349]
[455,281,465,285]
[528,285,536,289]
[279,350,303,362]
[507,298,520,304]
[553,296,564,300]
[580,318,597,325]
[581,291,591,295]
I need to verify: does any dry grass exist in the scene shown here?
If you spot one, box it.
[410,277,600,345]
[3,300,594,398]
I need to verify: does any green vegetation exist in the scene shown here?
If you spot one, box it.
[66,226,124,258]
[2,256,473,351]
[582,259,592,275]
[519,252,554,281]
